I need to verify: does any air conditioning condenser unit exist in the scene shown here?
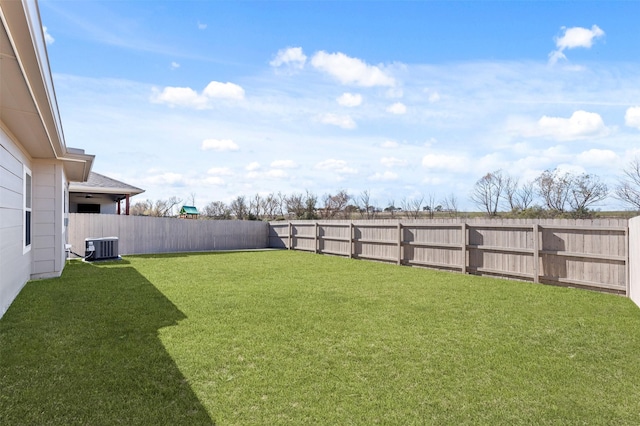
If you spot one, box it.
[85,237,119,261]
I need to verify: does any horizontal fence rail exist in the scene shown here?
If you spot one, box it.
[269,219,630,294]
[68,214,269,256]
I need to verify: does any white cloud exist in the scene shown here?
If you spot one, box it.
[201,139,240,151]
[337,92,362,107]
[170,61,180,70]
[197,21,207,30]
[386,87,404,98]
[203,81,245,100]
[144,172,186,186]
[315,159,358,174]
[207,167,233,176]
[318,113,357,129]
[387,102,407,115]
[537,110,609,141]
[204,176,225,185]
[270,160,298,169]
[380,157,407,167]
[625,106,640,130]
[422,154,470,173]
[270,47,307,71]
[428,92,441,103]
[549,25,605,64]
[311,51,395,87]
[151,86,208,109]
[246,161,261,171]
[246,168,289,180]
[267,169,288,178]
[381,140,399,149]
[576,149,619,167]
[152,81,245,108]
[43,26,54,45]
[369,171,398,181]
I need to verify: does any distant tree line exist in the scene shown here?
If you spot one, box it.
[130,157,640,220]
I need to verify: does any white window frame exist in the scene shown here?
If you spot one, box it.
[23,165,32,254]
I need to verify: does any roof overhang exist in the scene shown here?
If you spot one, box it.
[68,185,144,197]
[0,0,93,181]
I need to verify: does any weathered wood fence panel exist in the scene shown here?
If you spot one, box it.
[630,216,640,307]
[270,219,630,294]
[68,214,269,255]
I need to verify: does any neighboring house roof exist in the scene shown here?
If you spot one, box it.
[69,172,145,196]
[180,206,199,215]
[0,0,93,181]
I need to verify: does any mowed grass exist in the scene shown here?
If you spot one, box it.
[2,250,640,425]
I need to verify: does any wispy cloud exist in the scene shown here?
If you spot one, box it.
[42,26,55,44]
[317,113,357,129]
[311,51,395,87]
[270,47,307,73]
[337,92,362,107]
[201,139,240,152]
[386,102,407,115]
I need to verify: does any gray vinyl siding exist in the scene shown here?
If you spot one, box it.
[31,161,65,279]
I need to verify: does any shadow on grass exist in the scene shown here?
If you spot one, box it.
[0,262,214,425]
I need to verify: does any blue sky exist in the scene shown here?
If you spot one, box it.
[39,0,640,211]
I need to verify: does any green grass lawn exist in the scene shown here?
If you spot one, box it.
[2,250,640,425]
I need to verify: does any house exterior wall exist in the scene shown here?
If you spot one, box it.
[0,125,32,317]
[69,200,117,215]
[31,160,66,279]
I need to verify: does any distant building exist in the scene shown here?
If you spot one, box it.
[69,172,144,215]
[179,205,199,219]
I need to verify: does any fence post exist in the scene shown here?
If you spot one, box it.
[288,222,292,250]
[461,223,467,274]
[315,222,319,254]
[626,224,630,297]
[533,224,539,283]
[397,222,403,265]
[349,222,354,259]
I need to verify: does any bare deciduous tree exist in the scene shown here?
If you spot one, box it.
[441,193,459,217]
[357,190,377,219]
[130,199,153,216]
[535,169,573,213]
[615,157,640,211]
[569,173,608,215]
[230,196,248,220]
[155,196,182,217]
[249,193,263,220]
[401,196,424,219]
[285,191,317,219]
[261,193,280,220]
[422,194,439,219]
[470,170,504,216]
[203,201,231,219]
[514,180,536,211]
[321,190,350,219]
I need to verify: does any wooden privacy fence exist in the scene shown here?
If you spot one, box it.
[68,213,269,255]
[269,219,630,294]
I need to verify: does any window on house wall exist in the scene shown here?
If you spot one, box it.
[24,166,32,252]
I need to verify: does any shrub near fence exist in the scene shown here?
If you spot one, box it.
[269,218,630,294]
[68,214,269,256]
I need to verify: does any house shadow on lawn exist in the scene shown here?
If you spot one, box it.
[0,262,215,425]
